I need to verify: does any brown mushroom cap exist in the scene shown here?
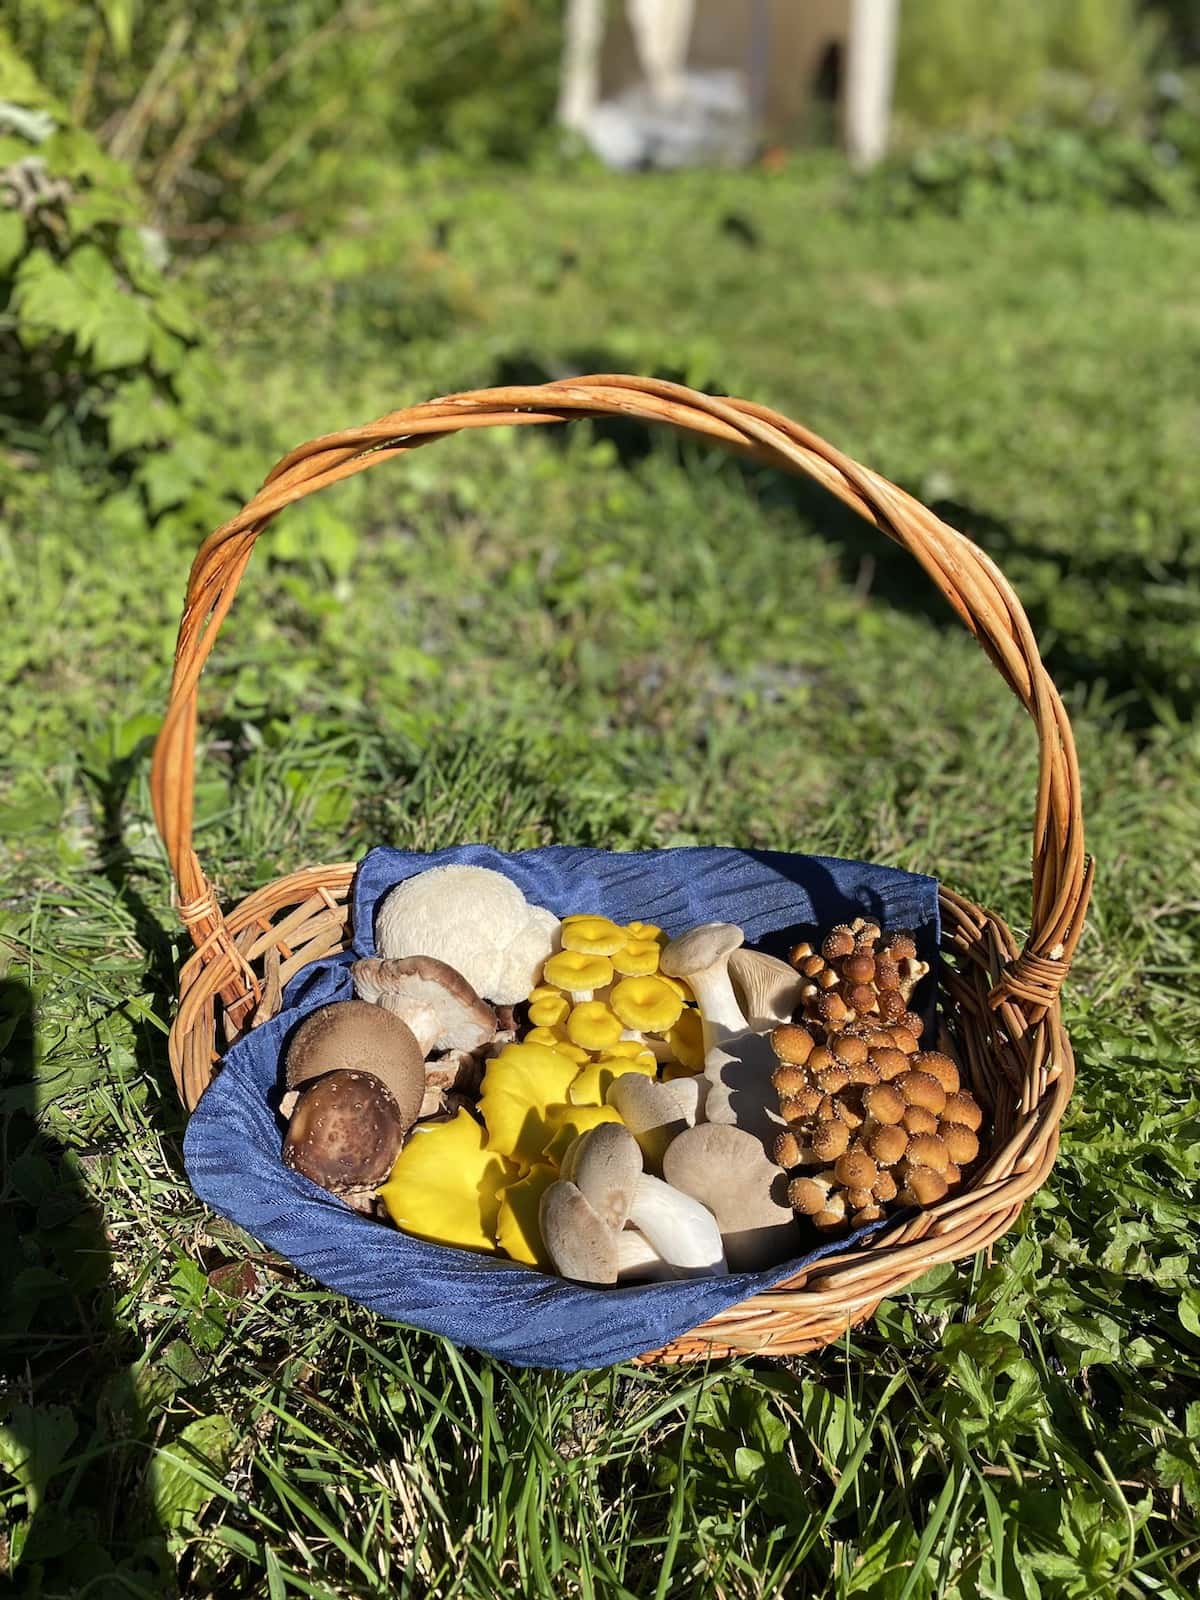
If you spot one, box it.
[774,1129,804,1168]
[282,1070,407,1192]
[812,1197,848,1230]
[869,1047,909,1082]
[821,926,855,961]
[815,1065,851,1095]
[781,1087,822,1123]
[898,1167,948,1206]
[889,1027,920,1055]
[771,1064,809,1098]
[876,991,906,1024]
[352,955,496,1056]
[943,1091,983,1132]
[944,1161,961,1187]
[884,933,917,961]
[771,1024,816,1066]
[872,1169,899,1202]
[866,1124,908,1167]
[539,1181,619,1285]
[844,1185,874,1210]
[284,1000,425,1128]
[807,1045,835,1074]
[788,1173,833,1215]
[844,982,877,1015]
[913,1050,960,1094]
[873,955,901,991]
[940,1123,980,1165]
[852,1203,886,1225]
[818,991,851,1026]
[830,1034,869,1066]
[898,1070,947,1115]
[834,1147,877,1190]
[902,1104,939,1136]
[904,1133,950,1174]
[862,1082,905,1125]
[811,1119,851,1161]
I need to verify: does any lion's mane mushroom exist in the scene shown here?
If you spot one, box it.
[663,1124,798,1271]
[282,999,425,1127]
[283,1070,409,1198]
[660,924,747,1051]
[374,865,560,1005]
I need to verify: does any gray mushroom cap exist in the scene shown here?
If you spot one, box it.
[728,949,806,1030]
[351,956,496,1056]
[606,1073,706,1174]
[560,1123,643,1232]
[282,1070,407,1193]
[662,1123,798,1271]
[539,1179,620,1285]
[284,1000,425,1130]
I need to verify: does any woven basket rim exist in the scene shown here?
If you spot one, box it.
[150,375,1094,1361]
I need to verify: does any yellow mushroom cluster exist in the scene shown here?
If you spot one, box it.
[378,913,707,1268]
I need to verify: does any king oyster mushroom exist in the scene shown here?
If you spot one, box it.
[728,948,807,1030]
[660,923,748,1051]
[662,1123,799,1272]
[605,1072,707,1174]
[374,865,559,1005]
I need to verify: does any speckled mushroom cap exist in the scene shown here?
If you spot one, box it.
[282,1070,408,1192]
[283,1000,424,1130]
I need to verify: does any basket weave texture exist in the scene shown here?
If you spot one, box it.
[151,377,1094,1362]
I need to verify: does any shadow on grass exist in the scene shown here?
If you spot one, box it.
[486,349,1193,729]
[0,977,172,1595]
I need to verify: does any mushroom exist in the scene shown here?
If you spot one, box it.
[565,1000,625,1052]
[542,950,614,1004]
[626,1175,727,1277]
[559,914,628,957]
[378,1106,517,1251]
[374,865,560,1005]
[527,987,570,1028]
[617,1228,678,1282]
[771,1023,816,1065]
[609,975,685,1037]
[283,1000,425,1131]
[495,1164,558,1268]
[559,1123,643,1231]
[611,939,662,977]
[539,1179,620,1285]
[351,956,496,1053]
[703,1029,786,1148]
[607,1073,705,1172]
[282,1070,409,1193]
[477,1041,581,1165]
[568,1052,655,1108]
[659,923,747,1050]
[665,1007,705,1070]
[729,950,807,1030]
[663,1124,798,1271]
[418,1048,486,1120]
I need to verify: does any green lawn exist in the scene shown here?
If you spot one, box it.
[2,164,1199,1597]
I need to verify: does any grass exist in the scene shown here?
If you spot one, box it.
[2,160,1200,1597]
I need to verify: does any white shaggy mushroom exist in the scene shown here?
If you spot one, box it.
[374,865,560,1006]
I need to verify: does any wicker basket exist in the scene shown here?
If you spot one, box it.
[151,376,1093,1362]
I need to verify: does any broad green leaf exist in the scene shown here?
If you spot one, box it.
[106,376,180,454]
[150,1413,237,1530]
[0,208,25,271]
[0,1403,77,1514]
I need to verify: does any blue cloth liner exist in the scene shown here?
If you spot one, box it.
[184,844,940,1370]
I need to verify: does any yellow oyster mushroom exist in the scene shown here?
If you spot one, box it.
[379,1109,515,1253]
[663,1059,704,1081]
[568,1053,656,1106]
[610,975,684,1035]
[623,921,663,943]
[666,1006,705,1070]
[542,1102,623,1167]
[560,915,628,957]
[657,973,694,1004]
[541,950,614,1002]
[495,1164,558,1268]
[565,1001,624,1052]
[611,939,661,977]
[527,990,570,1027]
[479,1042,580,1166]
[521,1028,590,1064]
[604,1039,659,1063]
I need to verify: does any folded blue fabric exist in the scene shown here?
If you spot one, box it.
[184,844,939,1370]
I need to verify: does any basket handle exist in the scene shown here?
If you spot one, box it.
[150,377,1092,1025]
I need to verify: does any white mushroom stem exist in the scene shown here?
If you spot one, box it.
[616,1227,678,1282]
[566,987,594,1005]
[689,967,748,1052]
[627,1175,727,1277]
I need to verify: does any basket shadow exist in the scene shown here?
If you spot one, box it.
[0,977,173,1589]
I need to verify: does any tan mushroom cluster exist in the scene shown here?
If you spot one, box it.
[789,918,930,1037]
[769,1022,984,1232]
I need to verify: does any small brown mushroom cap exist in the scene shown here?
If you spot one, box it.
[774,1129,804,1168]
[835,1097,865,1130]
[282,1070,407,1192]
[944,1161,961,1187]
[913,1050,960,1094]
[877,991,906,1024]
[798,952,825,978]
[902,1104,939,1136]
[852,1203,886,1225]
[817,967,840,991]
[284,1000,425,1130]
[899,1010,925,1038]
[781,1088,822,1123]
[898,1070,946,1115]
[869,1047,909,1082]
[889,1027,920,1055]
[789,941,815,965]
[821,926,855,961]
[815,1065,851,1095]
[844,982,877,1015]
[873,956,901,991]
[811,1119,851,1161]
[842,951,876,985]
[770,1023,816,1065]
[898,1167,948,1206]
[940,1123,980,1165]
[818,990,851,1026]
[788,1173,833,1215]
[807,1045,835,1074]
[862,1082,905,1125]
[830,1034,869,1066]
[866,1124,908,1167]
[883,933,917,961]
[844,1185,874,1210]
[943,1091,983,1131]
[872,1169,899,1202]
[904,1133,950,1174]
[846,1059,880,1087]
[771,1063,809,1098]
[812,1197,848,1230]
[834,1147,877,1190]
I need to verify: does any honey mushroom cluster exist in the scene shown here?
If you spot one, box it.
[768,1021,984,1231]
[789,918,930,1038]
